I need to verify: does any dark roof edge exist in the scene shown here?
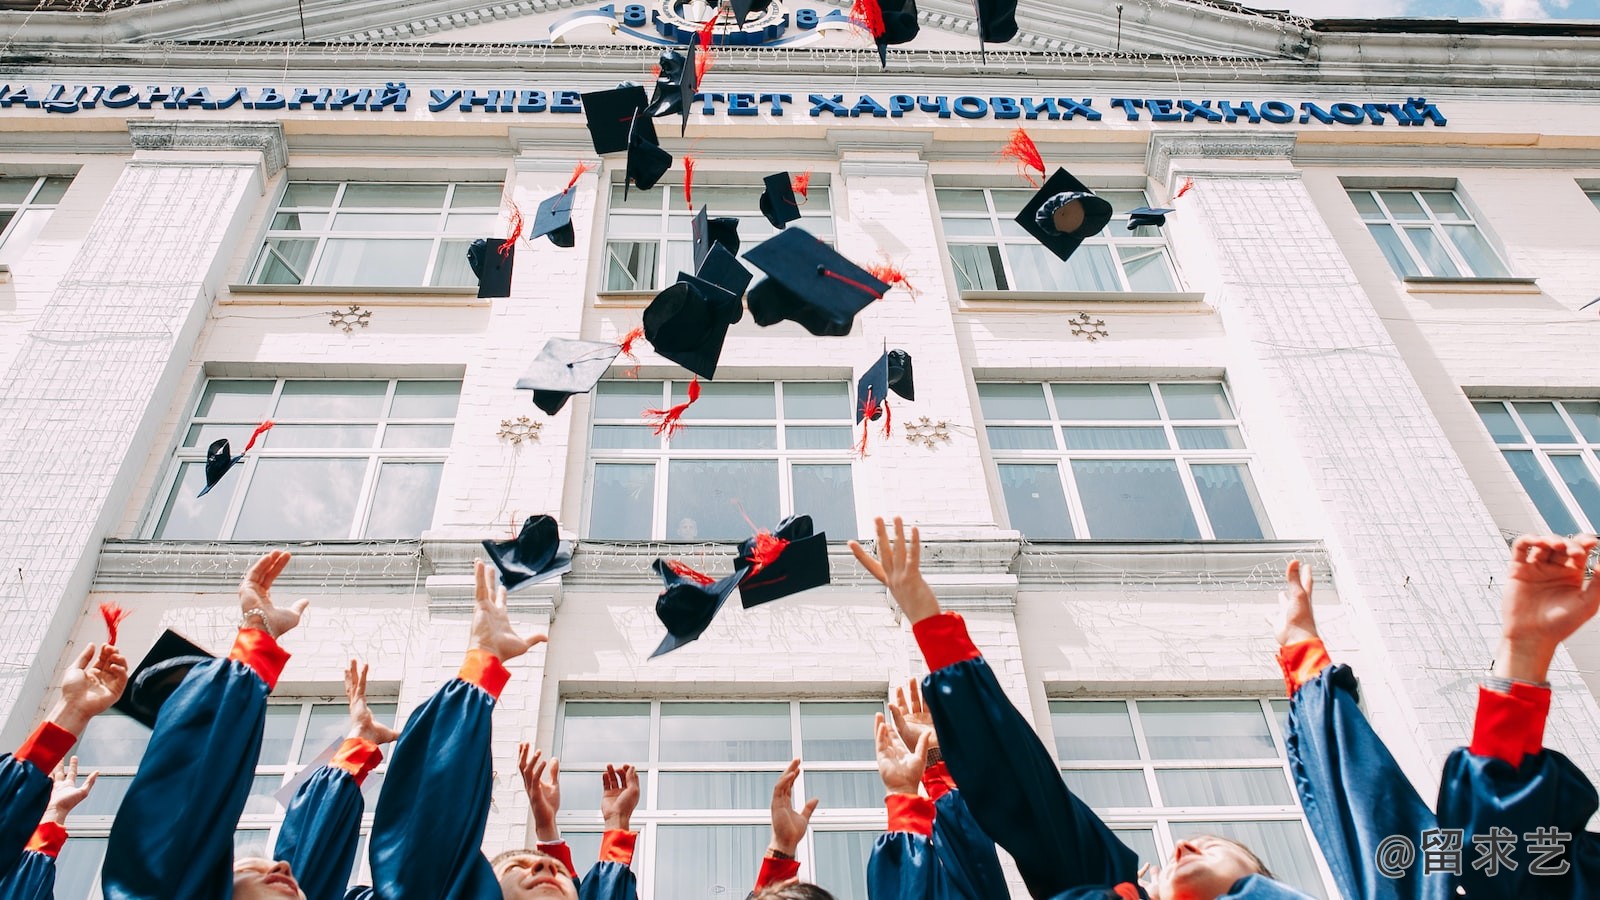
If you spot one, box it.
[1309,17,1600,38]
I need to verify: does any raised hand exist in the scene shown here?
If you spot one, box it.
[518,743,562,841]
[239,550,310,639]
[768,758,818,857]
[889,678,937,754]
[601,764,640,832]
[849,516,939,623]
[1496,534,1600,683]
[1275,560,1319,647]
[875,712,930,796]
[54,643,129,736]
[41,757,97,826]
[472,560,547,662]
[344,660,399,746]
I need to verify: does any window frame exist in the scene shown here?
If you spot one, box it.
[0,174,72,262]
[1473,398,1600,534]
[1345,187,1510,279]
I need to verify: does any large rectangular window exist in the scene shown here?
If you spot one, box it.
[978,382,1271,540]
[153,378,459,540]
[936,185,1178,294]
[57,696,396,899]
[1051,697,1330,898]
[0,174,71,264]
[603,179,833,292]
[1474,399,1600,534]
[1346,188,1509,279]
[248,182,502,287]
[588,380,857,540]
[556,700,881,900]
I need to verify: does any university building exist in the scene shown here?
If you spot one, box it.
[2,0,1599,895]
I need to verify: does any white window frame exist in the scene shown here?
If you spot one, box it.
[585,379,859,541]
[0,174,72,262]
[147,377,459,541]
[1473,398,1600,534]
[980,381,1273,541]
[1346,187,1510,279]
[935,184,1180,294]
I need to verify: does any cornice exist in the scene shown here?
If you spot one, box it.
[1146,131,1297,184]
[127,118,287,174]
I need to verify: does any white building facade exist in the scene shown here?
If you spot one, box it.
[3,1,1600,896]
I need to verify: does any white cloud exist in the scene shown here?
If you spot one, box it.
[1275,0,1411,16]
[1480,0,1557,17]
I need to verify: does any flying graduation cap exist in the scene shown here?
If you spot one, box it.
[1015,168,1115,263]
[529,162,593,249]
[625,110,674,201]
[643,272,739,380]
[735,515,831,608]
[730,0,774,27]
[516,337,628,415]
[744,227,888,337]
[112,629,215,729]
[645,45,699,136]
[1127,206,1177,231]
[199,421,274,498]
[650,558,750,658]
[851,0,919,69]
[581,84,656,155]
[467,238,514,298]
[856,349,915,424]
[974,0,1018,52]
[482,514,575,592]
[758,172,803,229]
[692,205,741,267]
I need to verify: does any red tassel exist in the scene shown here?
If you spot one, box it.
[746,531,791,577]
[882,399,892,438]
[99,601,128,646]
[698,12,717,49]
[651,63,662,80]
[241,420,274,454]
[997,128,1046,186]
[1174,177,1195,199]
[866,260,916,297]
[666,560,715,587]
[857,390,880,457]
[683,155,695,207]
[791,170,812,201]
[644,376,701,438]
[617,326,645,360]
[500,203,523,257]
[819,266,884,300]
[850,0,885,37]
[696,48,714,83]
[566,161,593,191]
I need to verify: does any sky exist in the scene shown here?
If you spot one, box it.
[1273,0,1600,18]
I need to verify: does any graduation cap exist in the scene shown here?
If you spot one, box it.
[735,515,831,608]
[482,514,575,591]
[876,0,920,68]
[645,45,698,136]
[112,629,214,729]
[624,112,674,201]
[642,277,734,379]
[730,0,774,27]
[199,421,274,498]
[467,238,514,298]
[758,172,802,229]
[744,227,888,337]
[530,190,576,248]
[1014,168,1114,263]
[975,0,1018,43]
[1127,206,1176,231]
[515,337,624,415]
[582,84,656,155]
[856,349,915,424]
[691,206,741,267]
[687,242,752,321]
[650,558,750,658]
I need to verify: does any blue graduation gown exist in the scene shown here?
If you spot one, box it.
[0,850,54,900]
[865,785,1009,900]
[274,747,372,900]
[0,724,74,880]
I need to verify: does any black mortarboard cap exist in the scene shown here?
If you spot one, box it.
[856,349,915,423]
[688,242,751,322]
[692,206,741,268]
[1015,168,1115,263]
[515,337,623,415]
[582,84,655,155]
[530,189,576,248]
[482,514,574,591]
[1127,206,1176,230]
[975,0,1018,43]
[650,559,750,658]
[730,0,774,27]
[744,227,888,337]
[758,172,802,229]
[643,280,732,379]
[624,113,673,201]
[467,238,514,298]
[643,46,698,136]
[735,515,831,608]
[876,0,920,68]
[112,629,214,729]
[201,438,237,497]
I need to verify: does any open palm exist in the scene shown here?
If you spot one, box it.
[1503,534,1600,652]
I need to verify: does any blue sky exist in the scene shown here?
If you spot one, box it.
[1276,0,1600,18]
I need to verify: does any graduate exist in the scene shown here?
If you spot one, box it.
[850,517,1310,900]
[749,758,833,900]
[495,742,641,900]
[0,758,98,900]
[1276,533,1600,899]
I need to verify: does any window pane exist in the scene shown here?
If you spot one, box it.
[675,381,775,420]
[1378,191,1425,219]
[609,183,660,210]
[604,240,657,291]
[670,426,778,450]
[1503,450,1582,534]
[595,381,664,418]
[1160,383,1233,420]
[254,237,316,284]
[340,183,447,208]
[1366,224,1420,278]
[1513,402,1576,443]
[1176,427,1246,451]
[977,383,1050,420]
[1345,190,1382,216]
[73,773,133,816]
[792,464,857,540]
[592,425,659,450]
[1071,459,1199,540]
[296,703,352,763]
[665,459,779,541]
[1444,224,1509,277]
[1138,700,1274,760]
[312,238,433,286]
[935,188,990,212]
[658,771,778,809]
[942,218,998,237]
[949,244,1006,291]
[1119,245,1178,292]
[590,463,655,539]
[783,382,850,420]
[38,176,74,203]
[1473,401,1522,443]
[266,424,377,448]
[197,379,275,418]
[388,382,459,418]
[1172,821,1327,900]
[259,705,303,765]
[0,176,37,203]
[365,462,444,538]
[1403,227,1460,278]
[331,212,441,233]
[451,183,505,208]
[277,381,388,419]
[1056,245,1122,292]
[560,702,650,764]
[1112,829,1161,873]
[1062,426,1169,451]
[1054,384,1159,420]
[998,463,1074,539]
[803,771,882,810]
[1192,464,1271,540]
[57,837,108,900]
[559,771,637,816]
[282,182,338,207]
[787,426,854,450]
[431,239,478,287]
[659,702,790,762]
[1062,768,1151,808]
[987,426,1057,450]
[75,713,152,767]
[654,825,765,899]
[1155,768,1292,806]
[814,831,875,900]
[1050,700,1137,760]
[155,461,235,539]
[271,212,327,231]
[1421,191,1469,220]
[235,829,273,858]
[381,424,455,449]
[1550,456,1600,529]
[233,458,367,540]
[444,213,499,235]
[1563,401,1600,443]
[184,423,240,448]
[800,702,879,760]
[0,208,51,261]
[244,773,285,815]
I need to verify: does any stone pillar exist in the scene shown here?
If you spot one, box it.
[1147,133,1600,779]
[0,121,285,747]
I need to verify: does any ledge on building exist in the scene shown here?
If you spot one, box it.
[595,290,656,308]
[1014,539,1328,587]
[1402,276,1541,295]
[958,290,1208,311]
[225,284,484,306]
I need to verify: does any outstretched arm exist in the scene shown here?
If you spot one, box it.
[867,712,937,900]
[0,759,98,900]
[579,765,641,900]
[751,759,817,893]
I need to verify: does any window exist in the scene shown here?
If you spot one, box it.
[1346,188,1509,279]
[152,378,460,540]
[936,185,1177,294]
[1587,190,1600,215]
[1052,698,1330,898]
[556,700,883,900]
[587,380,857,540]
[978,382,1271,540]
[248,182,502,287]
[0,175,71,264]
[57,696,397,899]
[603,180,833,291]
[1474,399,1600,534]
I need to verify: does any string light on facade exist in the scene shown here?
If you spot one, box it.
[903,416,952,450]
[327,304,372,333]
[1069,311,1109,341]
[497,415,543,445]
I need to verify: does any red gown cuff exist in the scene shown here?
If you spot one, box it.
[885,792,935,836]
[458,649,511,700]
[922,760,956,802]
[229,628,291,691]
[755,854,801,889]
[15,722,75,772]
[912,612,981,672]
[599,829,638,865]
[25,822,66,858]
[536,840,577,878]
[1276,638,1333,697]
[330,737,383,785]
[1470,683,1551,767]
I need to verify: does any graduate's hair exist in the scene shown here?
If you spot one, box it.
[1212,836,1275,880]
[490,848,571,876]
[749,883,836,900]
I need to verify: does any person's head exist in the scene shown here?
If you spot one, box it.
[233,858,305,900]
[675,517,699,539]
[751,882,836,900]
[491,849,580,900]
[1151,835,1274,900]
